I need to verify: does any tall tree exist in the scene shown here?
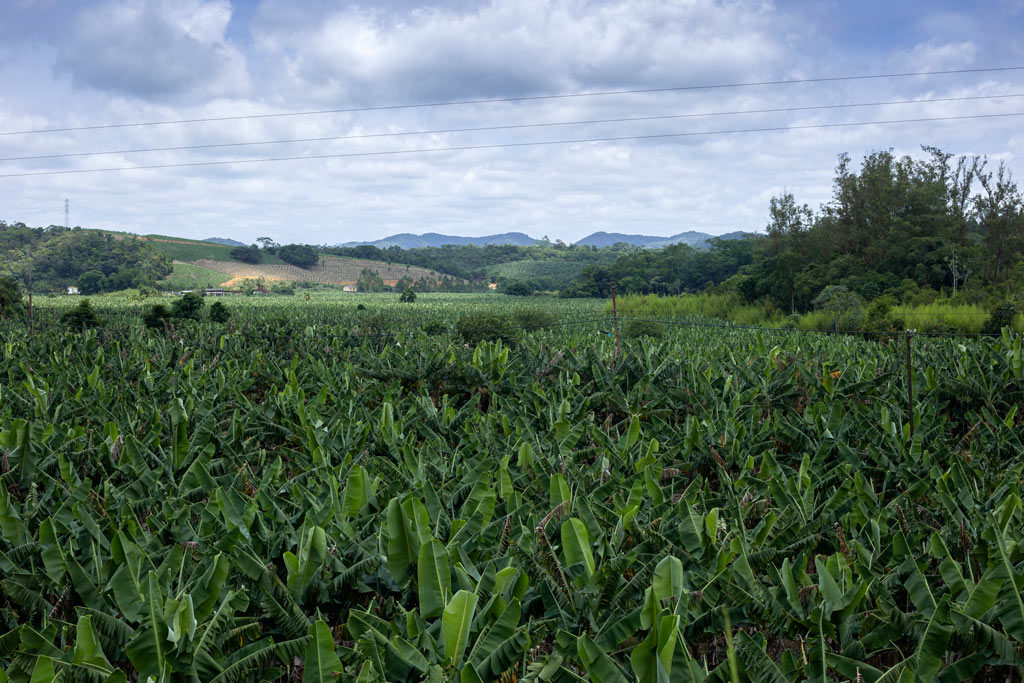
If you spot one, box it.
[975,161,1023,284]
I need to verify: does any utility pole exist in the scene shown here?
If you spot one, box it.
[65,199,70,228]
[611,285,621,367]
[26,243,34,337]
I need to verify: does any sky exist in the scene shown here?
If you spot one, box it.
[1,0,1023,245]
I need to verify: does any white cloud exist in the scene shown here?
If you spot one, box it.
[0,0,1021,244]
[54,0,248,101]
[897,40,978,72]
[252,0,786,104]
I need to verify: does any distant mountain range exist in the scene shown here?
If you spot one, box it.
[338,232,540,248]
[203,237,246,247]
[339,230,756,250]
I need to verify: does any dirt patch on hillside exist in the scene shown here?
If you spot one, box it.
[191,257,448,285]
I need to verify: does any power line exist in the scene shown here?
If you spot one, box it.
[3,92,1021,163]
[2,111,1021,179]
[2,65,1022,137]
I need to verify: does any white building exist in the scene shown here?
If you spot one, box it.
[66,286,79,295]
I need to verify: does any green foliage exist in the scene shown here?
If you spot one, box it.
[77,269,107,295]
[565,146,1024,314]
[209,301,230,323]
[612,292,999,335]
[0,223,172,293]
[355,268,385,293]
[621,318,664,339]
[503,280,533,296]
[2,295,1024,679]
[278,244,319,269]
[399,287,416,303]
[172,292,206,321]
[60,299,102,330]
[563,238,758,298]
[455,312,515,345]
[512,307,556,331]
[984,302,1019,335]
[155,263,229,292]
[0,275,23,318]
[230,245,262,264]
[271,283,296,295]
[142,304,171,328]
[329,241,625,285]
[142,235,237,261]
[421,318,448,335]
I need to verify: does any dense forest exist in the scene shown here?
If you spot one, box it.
[325,241,629,288]
[565,146,1024,313]
[0,223,172,294]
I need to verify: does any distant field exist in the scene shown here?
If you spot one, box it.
[487,259,592,287]
[193,256,447,285]
[156,262,234,290]
[103,231,287,264]
[102,229,456,286]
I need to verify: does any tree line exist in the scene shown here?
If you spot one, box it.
[0,223,172,294]
[563,146,1024,317]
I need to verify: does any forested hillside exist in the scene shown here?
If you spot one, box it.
[326,242,631,288]
[0,222,172,294]
[565,146,1024,314]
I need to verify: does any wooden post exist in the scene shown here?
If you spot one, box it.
[611,285,621,359]
[905,332,915,438]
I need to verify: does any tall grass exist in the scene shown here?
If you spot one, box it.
[609,293,1010,334]
[609,293,785,326]
[890,303,988,334]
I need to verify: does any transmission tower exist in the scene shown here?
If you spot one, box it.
[64,199,69,228]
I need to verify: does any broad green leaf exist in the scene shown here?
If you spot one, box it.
[442,590,478,668]
[302,620,342,683]
[652,556,683,604]
[285,525,327,601]
[386,498,416,584]
[560,518,595,584]
[418,539,451,619]
[73,615,113,674]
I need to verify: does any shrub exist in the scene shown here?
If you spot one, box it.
[0,276,23,318]
[503,281,533,296]
[172,292,205,320]
[422,319,448,335]
[278,244,319,268]
[622,318,665,339]
[356,304,367,311]
[271,283,295,295]
[837,308,867,332]
[513,308,556,331]
[455,313,515,345]
[77,269,107,295]
[209,301,230,323]
[983,302,1019,335]
[399,288,417,303]
[231,245,262,264]
[61,299,102,330]
[812,285,863,332]
[143,304,172,329]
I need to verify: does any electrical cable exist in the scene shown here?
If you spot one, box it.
[3,92,1020,163]
[2,110,1021,178]
[2,65,1021,136]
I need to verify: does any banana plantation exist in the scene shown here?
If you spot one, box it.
[1,300,1023,681]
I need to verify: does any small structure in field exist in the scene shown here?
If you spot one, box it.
[205,288,225,296]
[342,285,357,293]
[66,285,80,295]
